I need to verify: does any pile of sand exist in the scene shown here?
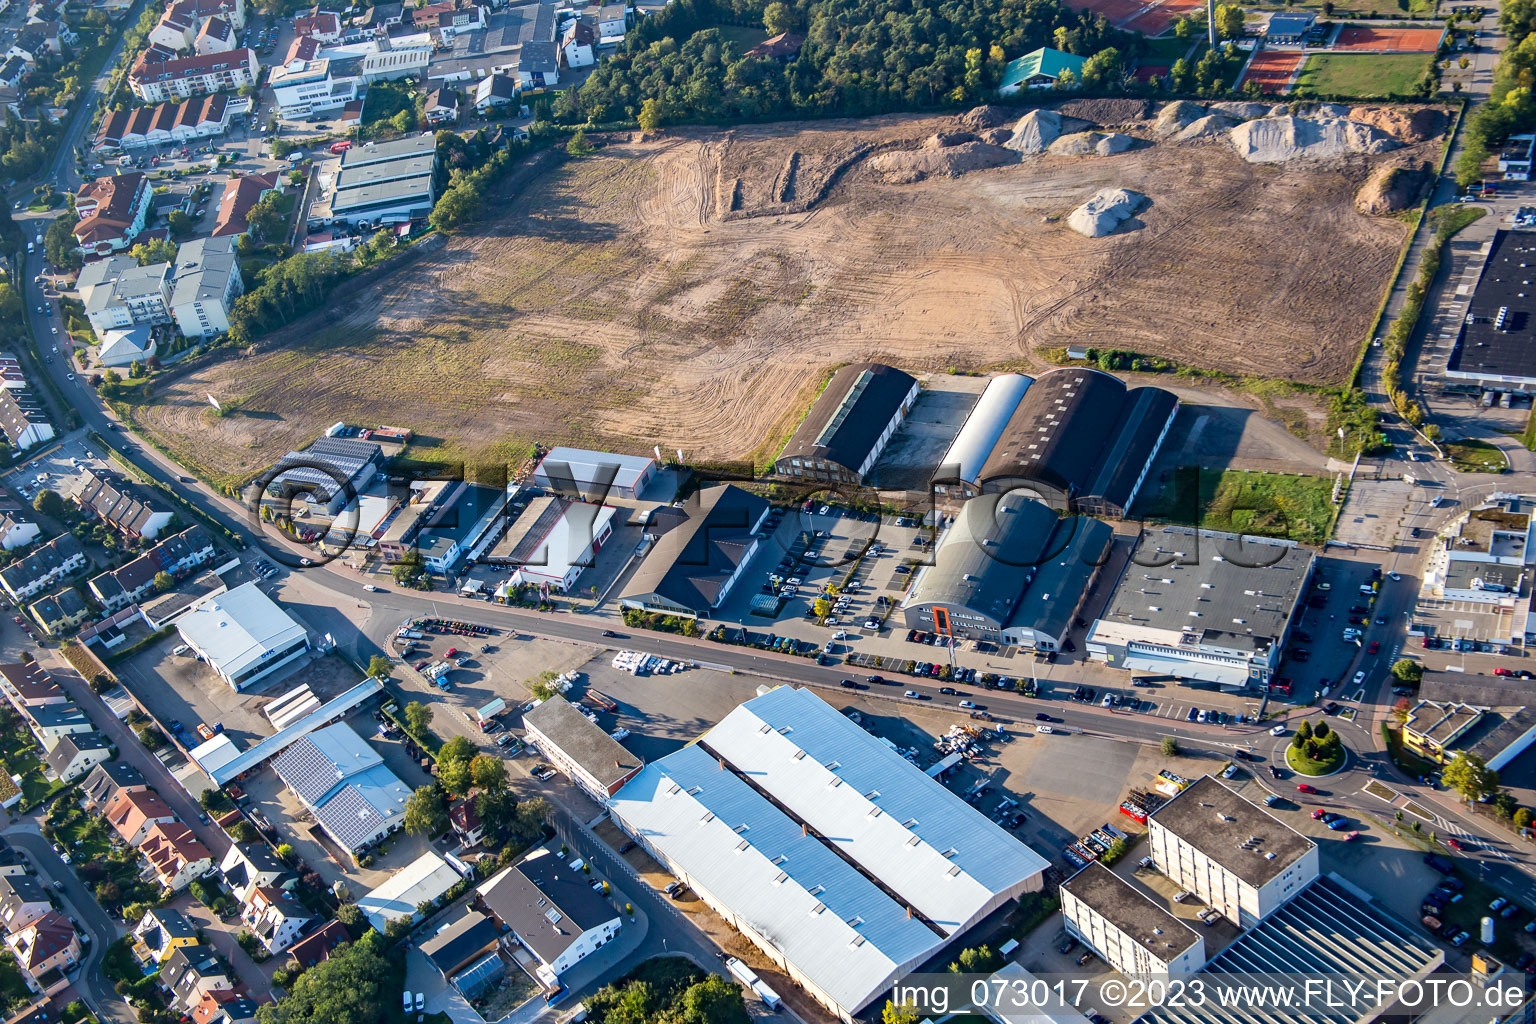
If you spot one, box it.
[928,131,980,147]
[1154,100,1207,137]
[958,105,1010,130]
[1230,115,1401,163]
[1068,187,1148,237]
[1347,105,1449,144]
[1175,113,1239,140]
[1047,131,1140,156]
[1004,109,1064,153]
[1208,101,1287,120]
[1051,97,1152,125]
[1355,160,1431,214]
[866,140,1020,183]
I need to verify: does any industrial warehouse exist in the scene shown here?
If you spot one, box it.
[607,686,1049,1022]
[773,362,920,486]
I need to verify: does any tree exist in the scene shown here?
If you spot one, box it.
[1391,659,1424,684]
[439,755,474,797]
[336,902,364,931]
[153,571,175,592]
[475,788,517,840]
[1078,47,1124,88]
[137,725,164,751]
[246,192,287,241]
[1516,807,1534,830]
[513,796,551,840]
[812,597,830,618]
[762,1,792,34]
[258,931,391,1024]
[45,213,81,272]
[1214,3,1245,39]
[567,129,593,156]
[31,489,64,519]
[439,734,475,765]
[403,785,448,836]
[367,655,392,680]
[470,754,507,794]
[392,549,429,589]
[947,945,1001,974]
[167,210,195,239]
[0,283,20,325]
[230,821,258,842]
[1160,736,1180,757]
[1443,752,1500,804]
[1313,719,1330,740]
[130,237,178,266]
[1393,696,1412,720]
[403,701,433,737]
[637,97,664,133]
[1297,720,1313,741]
[883,1000,920,1024]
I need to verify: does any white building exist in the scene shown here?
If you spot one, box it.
[0,513,38,552]
[175,581,310,691]
[269,56,358,118]
[1147,776,1319,929]
[532,446,657,500]
[479,849,622,986]
[607,686,1050,1022]
[361,45,429,82]
[357,852,460,932]
[307,133,438,229]
[500,496,614,593]
[79,257,172,334]
[1060,862,1205,978]
[169,235,243,338]
[521,695,642,804]
[130,47,260,102]
[1425,497,1536,610]
[97,327,157,368]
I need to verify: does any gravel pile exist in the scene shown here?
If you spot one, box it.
[1068,187,1148,237]
[1003,109,1064,154]
[1229,115,1401,163]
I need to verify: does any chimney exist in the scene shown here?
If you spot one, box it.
[907,907,913,919]
[718,757,725,771]
[802,823,808,837]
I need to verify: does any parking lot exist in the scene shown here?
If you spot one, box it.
[3,436,109,502]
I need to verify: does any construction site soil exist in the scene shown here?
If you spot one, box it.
[134,107,1432,481]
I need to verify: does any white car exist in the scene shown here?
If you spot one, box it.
[818,505,830,515]
[49,326,56,334]
[832,631,847,640]
[904,690,921,698]
[863,619,880,629]
[958,700,977,709]
[1388,571,1401,581]
[1270,724,1286,736]
[1036,724,1053,734]
[402,992,412,1013]
[363,584,378,592]
[1351,671,1366,686]
[414,993,424,1013]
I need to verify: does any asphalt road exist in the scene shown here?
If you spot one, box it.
[3,828,128,1024]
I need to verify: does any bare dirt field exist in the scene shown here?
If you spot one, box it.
[132,107,1427,482]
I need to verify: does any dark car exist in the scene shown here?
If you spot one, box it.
[1059,938,1078,955]
[618,841,636,854]
[840,679,863,689]
[1323,701,1341,715]
[1424,852,1456,874]
[868,674,885,685]
[1036,713,1051,722]
[939,686,958,695]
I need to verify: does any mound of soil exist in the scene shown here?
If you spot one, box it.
[1004,109,1064,154]
[1068,187,1148,236]
[1347,105,1448,144]
[1175,113,1239,140]
[1230,115,1401,163]
[866,140,1020,182]
[979,127,1014,145]
[927,131,980,147]
[1048,131,1141,156]
[1355,160,1431,214]
[958,105,1010,130]
[1154,100,1207,137]
[1051,97,1151,125]
[1208,101,1284,120]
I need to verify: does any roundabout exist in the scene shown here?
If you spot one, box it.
[1283,730,1351,778]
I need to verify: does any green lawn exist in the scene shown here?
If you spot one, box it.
[714,24,768,51]
[0,720,58,810]
[1142,35,1196,61]
[1445,438,1509,473]
[1285,742,1346,776]
[1292,53,1434,98]
[1138,468,1338,545]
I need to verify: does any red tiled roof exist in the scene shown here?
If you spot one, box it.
[131,47,255,87]
[212,171,279,237]
[286,920,348,968]
[73,173,146,247]
[292,11,338,36]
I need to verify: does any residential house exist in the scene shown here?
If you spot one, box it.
[559,19,593,67]
[998,46,1086,93]
[293,10,340,40]
[28,588,90,637]
[78,256,173,333]
[97,327,157,369]
[0,535,85,603]
[194,16,236,54]
[141,822,214,891]
[0,513,41,552]
[133,907,199,964]
[596,3,625,37]
[0,663,65,712]
[515,40,557,89]
[5,911,79,996]
[424,87,458,125]
[0,877,50,935]
[169,236,243,338]
[148,3,198,51]
[96,94,231,151]
[19,704,92,755]
[211,172,279,238]
[0,840,28,879]
[89,525,217,613]
[72,172,152,254]
[130,47,260,102]
[81,761,146,808]
[240,886,311,954]
[286,919,348,968]
[0,390,53,452]
[219,842,288,904]
[478,850,622,987]
[744,31,802,60]
[472,73,516,112]
[107,788,178,846]
[44,729,111,782]
[0,58,29,89]
[448,799,483,845]
[191,992,259,1024]
[161,943,232,1010]
[72,469,175,541]
[6,30,43,61]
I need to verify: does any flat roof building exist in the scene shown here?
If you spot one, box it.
[1447,231,1536,389]
[619,484,769,618]
[1086,527,1313,690]
[608,686,1049,1022]
[521,695,642,804]
[1061,862,1205,978]
[494,495,615,593]
[773,363,919,486]
[975,368,1177,517]
[1402,700,1487,764]
[176,582,310,691]
[902,491,1112,650]
[478,849,622,987]
[357,851,460,932]
[1148,776,1318,928]
[532,447,657,500]
[267,437,385,515]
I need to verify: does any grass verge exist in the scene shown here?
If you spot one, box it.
[1285,742,1346,776]
[1293,53,1435,97]
[1138,467,1338,545]
[1445,438,1509,473]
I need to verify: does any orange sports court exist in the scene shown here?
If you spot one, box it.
[1332,24,1446,51]
[1239,50,1305,92]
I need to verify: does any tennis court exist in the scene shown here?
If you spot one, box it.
[1239,49,1305,92]
[1332,25,1445,51]
[1132,63,1171,82]
[1123,0,1204,36]
[1067,0,1154,29]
